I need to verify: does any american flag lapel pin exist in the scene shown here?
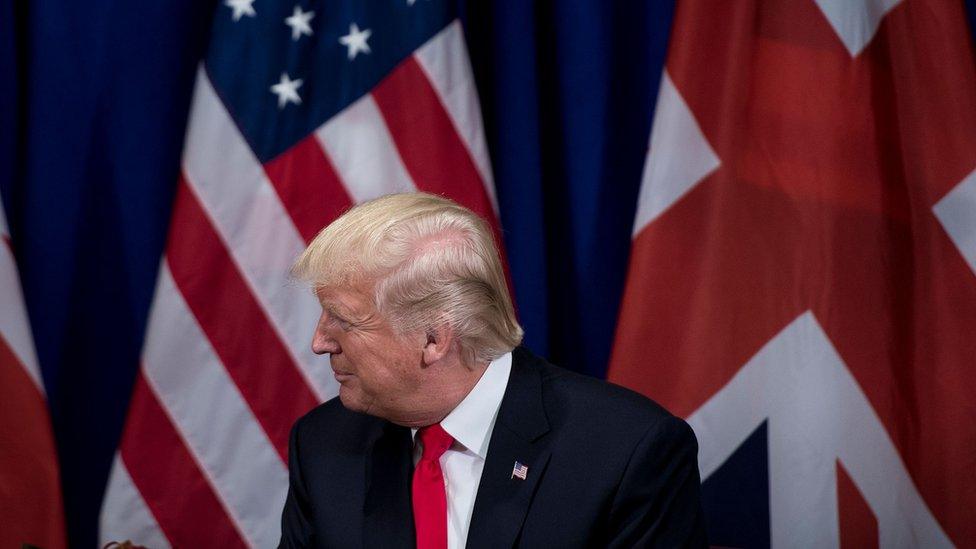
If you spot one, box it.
[511,461,528,480]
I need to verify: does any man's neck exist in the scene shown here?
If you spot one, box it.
[392,359,489,428]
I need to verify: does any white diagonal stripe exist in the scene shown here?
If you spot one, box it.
[415,20,498,212]
[315,93,417,204]
[689,312,952,548]
[100,456,172,549]
[633,71,720,237]
[813,0,903,57]
[934,167,976,277]
[182,65,336,402]
[141,264,287,549]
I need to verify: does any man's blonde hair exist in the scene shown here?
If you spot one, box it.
[292,192,523,365]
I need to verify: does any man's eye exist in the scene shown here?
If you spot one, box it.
[325,308,351,330]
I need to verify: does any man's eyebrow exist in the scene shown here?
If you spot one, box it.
[326,303,367,323]
[325,304,351,319]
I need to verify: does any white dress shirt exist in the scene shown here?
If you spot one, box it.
[411,351,512,549]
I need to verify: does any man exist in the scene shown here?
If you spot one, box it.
[279,193,707,548]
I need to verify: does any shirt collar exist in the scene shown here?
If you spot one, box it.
[412,351,512,459]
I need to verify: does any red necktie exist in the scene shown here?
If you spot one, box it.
[413,423,454,549]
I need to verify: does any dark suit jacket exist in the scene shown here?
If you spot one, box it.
[279,347,707,548]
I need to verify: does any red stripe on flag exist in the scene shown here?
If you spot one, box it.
[167,175,318,460]
[264,135,353,243]
[120,372,248,547]
[372,57,502,241]
[837,461,879,549]
[0,335,66,549]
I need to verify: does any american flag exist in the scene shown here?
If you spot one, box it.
[511,461,528,481]
[609,0,976,546]
[0,194,66,548]
[98,1,501,546]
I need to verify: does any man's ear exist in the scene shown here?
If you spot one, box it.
[421,320,454,366]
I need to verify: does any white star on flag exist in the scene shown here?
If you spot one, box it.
[339,23,372,60]
[270,73,303,109]
[225,0,256,21]
[284,6,314,41]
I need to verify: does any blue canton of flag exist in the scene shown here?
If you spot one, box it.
[209,0,454,161]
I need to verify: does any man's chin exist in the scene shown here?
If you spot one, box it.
[337,388,369,414]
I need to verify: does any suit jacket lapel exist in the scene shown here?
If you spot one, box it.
[363,422,415,548]
[466,348,552,549]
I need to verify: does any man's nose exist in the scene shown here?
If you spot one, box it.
[312,328,340,355]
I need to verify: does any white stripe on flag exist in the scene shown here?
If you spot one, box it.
[633,71,720,237]
[813,0,903,57]
[142,265,288,549]
[314,94,417,203]
[687,312,952,547]
[414,20,498,213]
[100,456,172,549]
[0,226,44,393]
[933,166,976,277]
[181,65,336,402]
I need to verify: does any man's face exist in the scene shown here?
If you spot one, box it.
[312,279,428,423]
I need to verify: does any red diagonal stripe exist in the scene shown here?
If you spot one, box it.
[372,56,502,240]
[120,372,247,547]
[264,134,353,243]
[166,174,318,460]
[609,174,804,417]
[837,461,878,549]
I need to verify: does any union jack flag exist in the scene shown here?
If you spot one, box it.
[609,0,976,546]
[98,1,500,546]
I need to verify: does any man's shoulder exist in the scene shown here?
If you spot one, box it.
[292,397,386,452]
[516,347,672,417]
[513,346,686,441]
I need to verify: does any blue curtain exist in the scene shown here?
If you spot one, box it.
[2,1,213,544]
[464,1,675,378]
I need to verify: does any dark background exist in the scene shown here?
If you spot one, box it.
[2,1,973,546]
